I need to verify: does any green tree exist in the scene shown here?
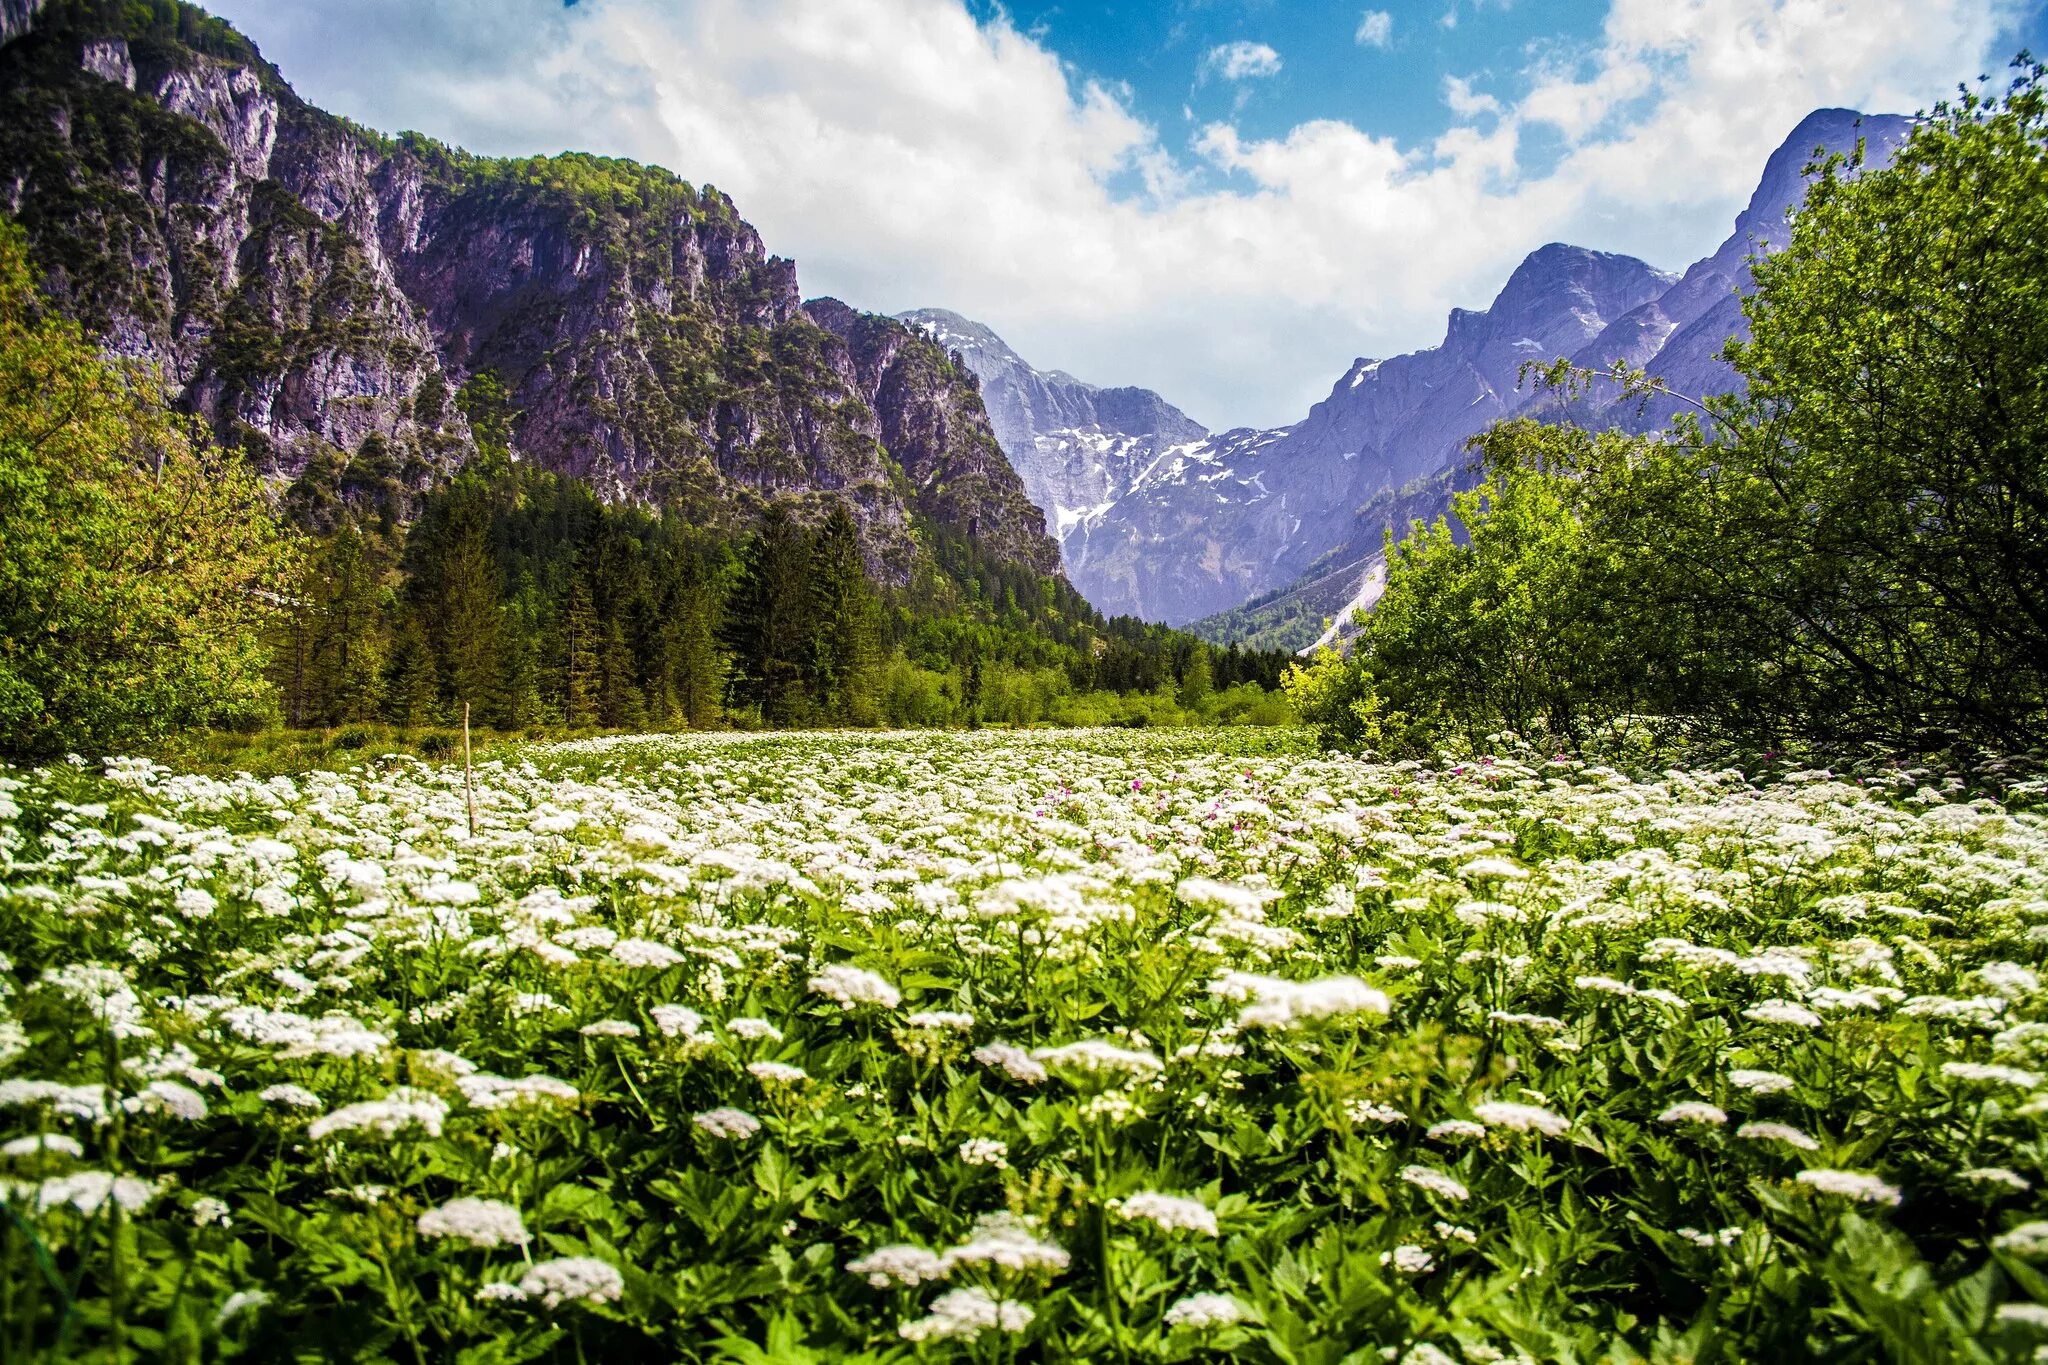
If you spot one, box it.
[724,506,815,725]
[807,505,881,725]
[0,222,297,756]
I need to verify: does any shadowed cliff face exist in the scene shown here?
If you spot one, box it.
[1182,107,1915,649]
[922,111,1909,630]
[0,0,1061,583]
[931,245,1675,625]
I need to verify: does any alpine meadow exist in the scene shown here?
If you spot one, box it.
[3,2,2048,1362]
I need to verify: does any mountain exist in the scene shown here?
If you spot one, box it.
[897,308,1207,578]
[0,0,1059,582]
[1181,106,1915,645]
[1034,244,1677,624]
[1568,107,1914,429]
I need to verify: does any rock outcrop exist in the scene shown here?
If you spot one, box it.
[0,0,1060,581]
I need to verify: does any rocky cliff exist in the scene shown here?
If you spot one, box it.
[1059,244,1675,623]
[1185,107,1915,648]
[898,308,1208,559]
[0,0,1059,582]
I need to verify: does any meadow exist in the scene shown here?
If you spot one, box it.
[4,727,2048,1362]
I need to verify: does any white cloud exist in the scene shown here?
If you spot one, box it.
[1355,11,1394,48]
[208,0,2022,430]
[1201,40,1283,82]
[1443,75,1501,118]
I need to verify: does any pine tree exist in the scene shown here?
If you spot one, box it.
[723,506,815,725]
[561,574,601,728]
[440,527,503,723]
[383,615,442,726]
[307,522,389,724]
[807,505,882,725]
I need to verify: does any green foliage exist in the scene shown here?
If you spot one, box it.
[1298,61,2048,756]
[2,729,2044,1359]
[0,221,296,757]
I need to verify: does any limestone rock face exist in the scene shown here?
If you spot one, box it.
[0,0,1061,581]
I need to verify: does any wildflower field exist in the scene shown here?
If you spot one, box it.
[6,728,2048,1362]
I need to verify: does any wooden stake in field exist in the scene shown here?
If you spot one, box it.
[463,700,477,839]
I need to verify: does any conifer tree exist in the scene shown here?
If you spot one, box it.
[562,575,602,729]
[383,615,442,727]
[807,504,881,725]
[724,506,815,725]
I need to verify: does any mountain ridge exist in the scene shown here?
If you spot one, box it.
[0,0,1062,583]
[917,108,1912,630]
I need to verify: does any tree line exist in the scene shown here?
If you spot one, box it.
[269,449,1295,739]
[0,222,1293,759]
[1289,61,2048,758]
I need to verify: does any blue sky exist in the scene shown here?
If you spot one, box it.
[213,0,2048,429]
[971,0,1613,186]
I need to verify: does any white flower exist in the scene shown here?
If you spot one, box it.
[458,1073,580,1111]
[898,1287,1032,1342]
[1,1133,84,1158]
[692,1108,762,1139]
[1031,1040,1162,1078]
[807,964,901,1010]
[213,1289,270,1329]
[1727,1070,1796,1095]
[1472,1102,1570,1136]
[939,1216,1070,1274]
[1744,1000,1825,1029]
[1962,1167,2031,1192]
[1164,1292,1247,1329]
[1657,1102,1728,1127]
[972,1042,1048,1084]
[174,887,216,919]
[1942,1061,2041,1088]
[649,1005,710,1040]
[1736,1121,1819,1151]
[1380,1243,1435,1274]
[747,1061,808,1086]
[1676,1226,1744,1248]
[906,1010,975,1031]
[847,1244,948,1287]
[725,1017,783,1042]
[418,1197,530,1248]
[1176,877,1277,915]
[1347,1100,1407,1125]
[190,1195,231,1227]
[515,1256,624,1310]
[257,1083,323,1112]
[959,1138,1009,1167]
[1399,1166,1470,1202]
[1114,1192,1218,1236]
[124,1079,208,1122]
[1994,1221,2048,1256]
[1426,1119,1487,1142]
[1461,856,1527,881]
[610,939,686,970]
[578,1019,639,1038]
[307,1089,449,1141]
[1795,1169,1902,1206]
[36,1170,158,1214]
[1234,975,1390,1030]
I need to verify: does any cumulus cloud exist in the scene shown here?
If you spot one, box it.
[210,0,2022,429]
[1355,11,1394,48]
[1443,75,1501,118]
[1202,41,1283,82]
